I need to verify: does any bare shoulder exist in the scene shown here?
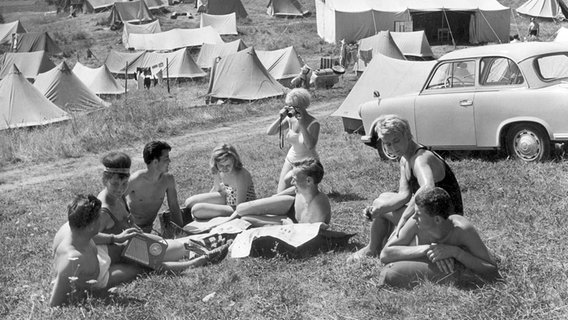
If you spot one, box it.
[449,215,475,231]
[129,169,146,182]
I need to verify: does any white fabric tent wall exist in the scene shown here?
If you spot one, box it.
[127,26,223,51]
[516,0,566,19]
[355,31,405,74]
[256,46,304,85]
[554,26,568,40]
[128,48,206,79]
[0,65,69,130]
[104,50,146,75]
[196,39,247,69]
[200,13,238,35]
[0,51,55,80]
[122,20,161,49]
[390,31,434,59]
[0,20,26,45]
[73,62,126,95]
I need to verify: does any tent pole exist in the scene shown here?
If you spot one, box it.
[442,9,456,48]
[166,58,170,94]
[125,61,128,97]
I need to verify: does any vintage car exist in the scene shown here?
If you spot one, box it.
[358,42,568,162]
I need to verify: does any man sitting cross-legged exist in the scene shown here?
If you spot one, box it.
[378,187,500,288]
[126,141,188,234]
[229,158,331,226]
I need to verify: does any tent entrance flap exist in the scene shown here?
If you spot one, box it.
[410,11,472,44]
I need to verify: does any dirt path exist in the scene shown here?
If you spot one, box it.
[0,102,337,193]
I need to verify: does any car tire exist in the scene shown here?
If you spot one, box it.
[506,123,551,162]
[377,139,399,161]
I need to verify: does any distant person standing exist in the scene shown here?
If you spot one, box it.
[528,18,539,38]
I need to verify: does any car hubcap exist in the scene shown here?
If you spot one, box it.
[514,130,540,161]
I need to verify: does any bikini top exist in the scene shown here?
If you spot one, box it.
[100,198,134,235]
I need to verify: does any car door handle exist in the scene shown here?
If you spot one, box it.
[459,99,473,107]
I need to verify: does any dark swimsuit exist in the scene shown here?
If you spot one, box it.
[408,146,463,215]
[100,197,135,235]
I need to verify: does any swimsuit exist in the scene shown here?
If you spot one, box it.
[100,200,135,235]
[285,118,319,163]
[408,146,463,215]
[93,245,111,289]
[222,182,256,208]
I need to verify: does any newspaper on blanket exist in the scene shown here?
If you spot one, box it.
[183,216,233,234]
[229,222,325,258]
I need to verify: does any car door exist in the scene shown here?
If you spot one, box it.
[414,60,477,148]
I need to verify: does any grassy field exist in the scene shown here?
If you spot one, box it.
[1,0,568,319]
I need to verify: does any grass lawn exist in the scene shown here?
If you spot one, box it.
[1,0,568,319]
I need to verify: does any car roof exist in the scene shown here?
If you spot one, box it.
[440,42,568,63]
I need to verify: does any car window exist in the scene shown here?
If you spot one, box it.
[480,57,524,86]
[536,54,568,81]
[425,60,475,90]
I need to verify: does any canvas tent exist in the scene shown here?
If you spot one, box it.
[108,1,155,26]
[0,65,69,130]
[145,0,168,10]
[82,0,118,12]
[267,0,309,17]
[331,53,436,132]
[256,46,305,87]
[73,62,126,95]
[0,21,26,45]
[315,0,510,45]
[126,26,223,51]
[132,48,206,79]
[355,31,405,74]
[122,20,161,49]
[207,47,286,101]
[104,50,146,76]
[390,31,434,60]
[516,0,568,19]
[200,13,238,35]
[196,39,247,69]
[12,32,62,55]
[0,51,56,80]
[554,26,568,41]
[34,61,109,113]
[207,0,248,18]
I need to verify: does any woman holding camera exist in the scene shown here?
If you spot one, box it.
[267,88,320,193]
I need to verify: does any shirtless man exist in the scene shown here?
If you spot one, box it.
[378,187,499,288]
[126,141,185,233]
[50,194,140,307]
[231,158,331,226]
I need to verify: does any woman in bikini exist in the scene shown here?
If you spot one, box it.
[267,88,320,193]
[184,143,256,220]
[347,114,463,263]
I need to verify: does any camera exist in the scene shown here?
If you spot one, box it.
[285,106,298,118]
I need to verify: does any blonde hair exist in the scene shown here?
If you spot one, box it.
[371,114,412,140]
[209,144,243,174]
[285,88,310,109]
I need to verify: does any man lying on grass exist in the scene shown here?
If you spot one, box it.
[51,194,230,307]
[378,187,500,288]
[126,141,189,235]
[229,158,331,227]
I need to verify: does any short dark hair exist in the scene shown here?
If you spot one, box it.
[68,194,101,229]
[143,141,171,165]
[293,158,324,184]
[415,187,451,219]
[210,143,244,174]
[102,151,131,181]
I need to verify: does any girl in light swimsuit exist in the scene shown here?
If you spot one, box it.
[184,143,256,220]
[267,88,320,193]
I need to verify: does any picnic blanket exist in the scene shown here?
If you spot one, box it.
[229,223,354,258]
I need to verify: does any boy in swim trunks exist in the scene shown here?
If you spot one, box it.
[50,194,141,307]
[126,141,187,234]
[378,187,500,288]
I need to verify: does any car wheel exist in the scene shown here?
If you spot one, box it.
[506,123,551,162]
[377,139,399,161]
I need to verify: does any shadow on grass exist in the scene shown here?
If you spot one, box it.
[327,191,366,202]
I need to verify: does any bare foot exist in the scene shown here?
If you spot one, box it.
[346,246,377,263]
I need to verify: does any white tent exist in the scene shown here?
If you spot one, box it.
[0,20,26,45]
[516,0,568,19]
[34,61,109,113]
[390,31,435,60]
[0,51,55,81]
[196,39,247,69]
[122,20,161,49]
[267,0,309,17]
[130,48,207,79]
[200,13,238,35]
[73,62,126,95]
[331,53,436,132]
[554,26,568,41]
[316,0,510,44]
[105,50,146,76]
[0,65,69,130]
[355,31,405,74]
[127,26,223,51]
[256,46,305,86]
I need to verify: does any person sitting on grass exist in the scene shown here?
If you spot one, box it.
[347,114,463,263]
[229,158,331,227]
[126,141,187,234]
[378,187,500,288]
[184,143,256,221]
[50,194,232,307]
